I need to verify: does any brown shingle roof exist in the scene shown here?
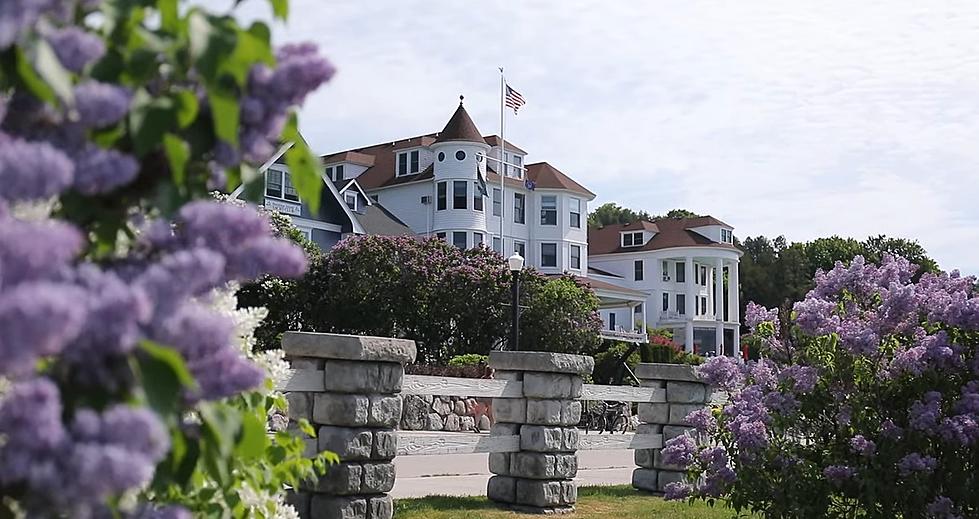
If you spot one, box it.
[589,217,738,255]
[324,151,375,167]
[323,135,437,190]
[483,135,528,155]
[526,162,595,197]
[434,102,485,144]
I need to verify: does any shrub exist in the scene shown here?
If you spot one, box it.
[593,342,641,385]
[644,335,704,366]
[406,363,492,379]
[449,354,489,367]
[663,256,979,518]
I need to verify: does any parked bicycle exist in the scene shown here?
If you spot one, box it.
[579,400,630,434]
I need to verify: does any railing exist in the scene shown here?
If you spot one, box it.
[598,328,648,343]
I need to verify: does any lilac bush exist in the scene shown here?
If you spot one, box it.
[664,256,979,518]
[0,0,332,516]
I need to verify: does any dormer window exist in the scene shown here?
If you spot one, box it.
[345,193,357,211]
[721,228,733,243]
[265,168,299,202]
[326,164,344,182]
[504,152,523,178]
[397,150,420,176]
[622,231,644,247]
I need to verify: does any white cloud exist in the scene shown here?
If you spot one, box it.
[235,0,979,273]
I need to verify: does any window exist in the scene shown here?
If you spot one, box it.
[436,182,447,211]
[438,151,445,162]
[455,150,466,161]
[265,169,282,198]
[514,193,525,224]
[328,164,343,181]
[512,154,523,178]
[700,297,708,315]
[297,227,311,240]
[514,241,526,258]
[283,172,299,201]
[700,266,708,286]
[540,195,557,225]
[345,193,357,211]
[609,312,616,331]
[473,182,483,211]
[436,232,446,240]
[493,237,502,253]
[676,262,686,283]
[397,150,420,176]
[541,243,557,267]
[721,229,733,243]
[570,198,581,228]
[622,231,643,247]
[492,188,502,216]
[453,181,467,209]
[634,260,644,281]
[662,260,671,281]
[677,294,686,315]
[473,232,484,247]
[571,245,581,270]
[662,293,669,311]
[453,231,467,249]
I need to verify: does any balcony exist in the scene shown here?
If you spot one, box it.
[599,328,648,343]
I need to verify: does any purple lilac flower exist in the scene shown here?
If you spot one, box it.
[927,496,962,519]
[849,435,876,457]
[697,356,744,391]
[745,301,779,330]
[663,481,693,500]
[0,0,62,48]
[683,407,716,433]
[748,359,777,388]
[954,382,979,415]
[909,392,943,433]
[836,406,852,426]
[897,453,937,476]
[177,201,271,255]
[0,135,74,201]
[938,415,979,445]
[837,317,880,356]
[792,297,840,336]
[0,282,87,377]
[136,505,193,519]
[882,419,904,440]
[47,27,105,72]
[730,419,768,451]
[73,82,132,128]
[779,365,818,393]
[135,248,226,315]
[661,434,697,468]
[0,378,66,487]
[823,465,856,484]
[0,217,83,287]
[72,145,140,194]
[225,235,308,279]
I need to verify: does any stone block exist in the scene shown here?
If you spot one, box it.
[453,400,467,415]
[490,422,521,436]
[520,425,578,452]
[322,360,403,394]
[510,453,577,479]
[663,425,694,442]
[489,351,594,375]
[522,373,582,399]
[282,332,417,365]
[290,357,324,370]
[639,379,667,389]
[635,363,700,383]
[285,490,310,518]
[667,381,708,404]
[444,414,461,431]
[317,426,373,460]
[632,468,659,492]
[362,462,396,493]
[425,413,443,430]
[636,403,669,424]
[634,448,655,469]
[654,449,686,471]
[315,462,363,495]
[431,398,452,417]
[487,475,517,503]
[368,495,393,519]
[460,416,475,432]
[313,393,368,426]
[489,452,510,475]
[400,394,430,430]
[515,479,576,507]
[669,403,706,425]
[286,392,311,422]
[477,415,491,431]
[367,395,402,427]
[658,470,686,489]
[304,438,318,458]
[493,398,527,423]
[493,370,523,381]
[310,495,367,519]
[373,430,397,460]
[526,399,581,426]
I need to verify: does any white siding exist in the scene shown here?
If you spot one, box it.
[368,182,432,235]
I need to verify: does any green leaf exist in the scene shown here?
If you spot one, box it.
[129,88,177,156]
[269,0,289,20]
[160,0,179,33]
[163,133,190,186]
[282,113,321,212]
[220,25,274,86]
[188,12,238,84]
[235,412,268,460]
[137,341,195,417]
[3,47,55,103]
[174,90,199,128]
[207,86,239,147]
[34,40,73,104]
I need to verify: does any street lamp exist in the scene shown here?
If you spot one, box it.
[507,253,524,351]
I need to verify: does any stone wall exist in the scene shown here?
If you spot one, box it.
[400,394,492,432]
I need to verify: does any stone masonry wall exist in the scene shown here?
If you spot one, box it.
[631,363,711,494]
[400,394,492,432]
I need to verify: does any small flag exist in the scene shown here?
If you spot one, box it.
[475,153,488,197]
[505,84,526,115]
[524,179,536,191]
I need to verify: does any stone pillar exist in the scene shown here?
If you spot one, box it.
[631,363,711,494]
[486,351,594,514]
[281,332,417,519]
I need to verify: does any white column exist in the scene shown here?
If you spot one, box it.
[640,301,647,337]
[730,260,741,357]
[714,258,724,356]
[684,256,695,353]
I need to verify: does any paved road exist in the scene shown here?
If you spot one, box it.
[392,449,635,498]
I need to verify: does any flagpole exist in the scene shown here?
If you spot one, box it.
[499,67,506,251]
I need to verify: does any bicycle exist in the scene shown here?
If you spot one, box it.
[579,400,629,434]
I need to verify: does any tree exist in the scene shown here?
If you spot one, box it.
[587,202,700,227]
[518,275,604,355]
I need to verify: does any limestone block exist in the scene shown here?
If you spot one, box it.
[282,332,417,365]
[489,351,594,375]
[317,426,373,460]
[522,373,582,399]
[460,416,476,432]
[658,470,686,489]
[654,449,686,471]
[362,462,396,493]
[426,413,444,431]
[310,495,367,519]
[493,398,527,424]
[635,363,700,383]
[444,414,461,431]
[313,393,368,427]
[477,415,492,431]
[510,452,577,480]
[663,425,694,442]
[634,448,655,469]
[285,490,310,518]
[367,395,402,427]
[315,462,363,495]
[520,425,578,452]
[667,381,708,404]
[373,430,397,460]
[490,422,521,437]
[303,438,318,458]
[400,394,429,430]
[636,423,663,436]
[487,475,517,503]
[636,403,669,424]
[286,392,311,422]
[493,370,523,381]
[290,357,324,370]
[453,400,467,415]
[526,399,581,426]
[322,360,403,394]
[515,479,576,507]
[632,468,659,492]
[464,398,478,415]
[669,403,706,425]
[368,495,393,519]
[489,452,510,475]
[431,398,452,417]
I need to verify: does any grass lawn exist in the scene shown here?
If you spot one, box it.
[394,485,741,518]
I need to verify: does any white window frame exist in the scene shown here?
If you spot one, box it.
[453,181,468,210]
[662,260,671,282]
[296,227,312,241]
[493,237,502,253]
[473,232,484,247]
[514,193,526,224]
[344,193,357,211]
[492,188,502,216]
[283,171,299,202]
[570,244,581,270]
[634,259,643,281]
[265,168,283,199]
[452,231,467,249]
[515,240,526,258]
[677,294,686,315]
[569,198,581,228]
[540,195,557,226]
[622,231,643,247]
[397,150,421,176]
[540,242,558,268]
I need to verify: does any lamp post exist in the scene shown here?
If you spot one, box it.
[507,253,524,351]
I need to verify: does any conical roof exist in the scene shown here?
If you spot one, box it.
[434,97,485,144]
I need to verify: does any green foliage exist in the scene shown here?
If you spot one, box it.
[448,354,489,367]
[518,274,605,356]
[587,202,700,228]
[592,342,641,385]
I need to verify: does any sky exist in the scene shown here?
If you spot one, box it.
[235,0,979,274]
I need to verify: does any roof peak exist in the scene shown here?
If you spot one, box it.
[434,98,485,145]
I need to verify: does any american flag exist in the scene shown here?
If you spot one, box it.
[505,84,526,114]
